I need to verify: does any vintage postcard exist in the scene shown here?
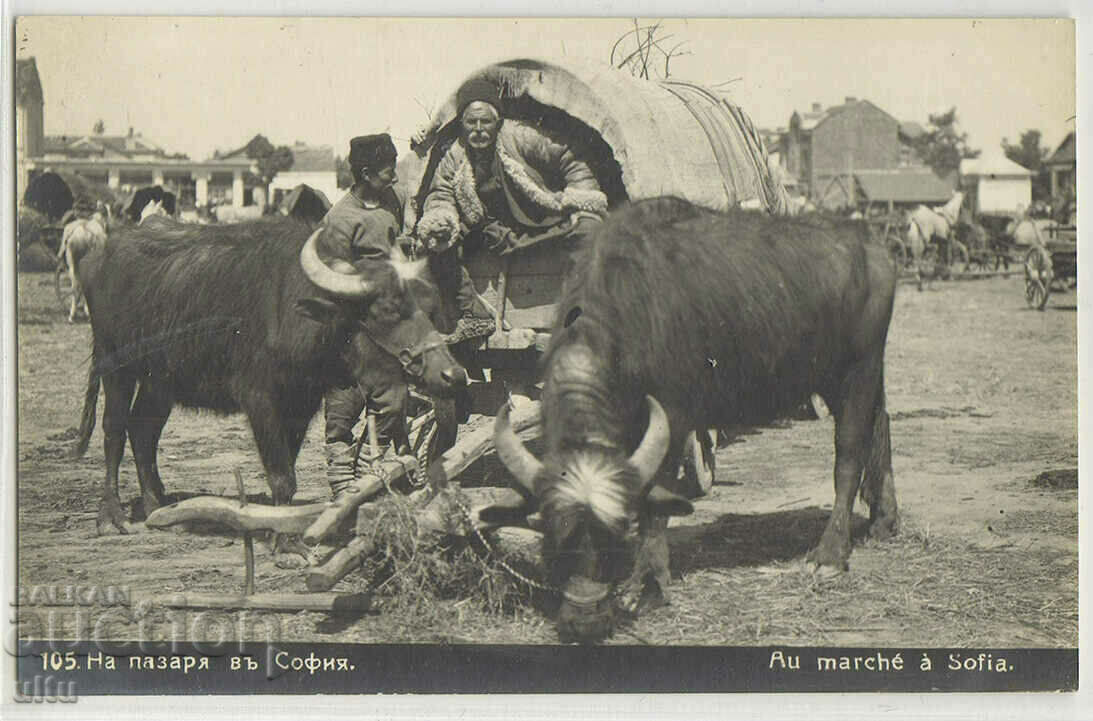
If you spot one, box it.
[3,12,1081,714]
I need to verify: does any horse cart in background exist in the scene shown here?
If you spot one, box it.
[1022,224,1077,310]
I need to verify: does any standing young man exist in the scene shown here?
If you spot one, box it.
[316,133,407,499]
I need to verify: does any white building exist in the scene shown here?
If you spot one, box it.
[959,150,1034,215]
[17,56,255,212]
[269,143,345,209]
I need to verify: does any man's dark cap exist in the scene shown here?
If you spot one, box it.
[457,77,502,116]
[348,133,397,170]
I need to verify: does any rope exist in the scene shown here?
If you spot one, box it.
[450,490,560,595]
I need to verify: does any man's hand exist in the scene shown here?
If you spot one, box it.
[481,221,517,254]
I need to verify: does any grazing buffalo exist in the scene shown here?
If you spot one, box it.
[75,216,467,535]
[489,197,898,642]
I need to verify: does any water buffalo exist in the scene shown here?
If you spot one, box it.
[489,197,898,642]
[74,216,467,535]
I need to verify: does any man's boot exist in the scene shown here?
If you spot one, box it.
[443,266,495,344]
[325,441,359,501]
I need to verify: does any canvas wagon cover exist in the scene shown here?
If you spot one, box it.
[410,57,789,218]
[22,170,118,222]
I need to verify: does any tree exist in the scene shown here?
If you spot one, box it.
[1002,129,1050,200]
[910,108,980,178]
[240,134,294,185]
[93,119,105,135]
[335,155,354,189]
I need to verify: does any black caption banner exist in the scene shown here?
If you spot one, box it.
[15,642,1078,695]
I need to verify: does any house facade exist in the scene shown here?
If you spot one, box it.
[959,151,1034,215]
[15,56,255,212]
[1044,131,1076,201]
[268,143,344,208]
[778,97,950,210]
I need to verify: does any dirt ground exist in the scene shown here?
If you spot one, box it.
[15,270,1077,647]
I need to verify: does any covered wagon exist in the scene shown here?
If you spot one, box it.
[402,57,790,486]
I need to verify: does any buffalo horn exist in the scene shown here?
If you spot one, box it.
[628,395,671,489]
[493,402,542,495]
[300,230,375,298]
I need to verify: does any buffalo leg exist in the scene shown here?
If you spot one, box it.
[617,432,686,614]
[127,381,172,517]
[860,387,898,540]
[246,398,311,567]
[97,373,136,535]
[809,354,883,572]
[246,401,298,506]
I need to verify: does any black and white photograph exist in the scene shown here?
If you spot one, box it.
[3,11,1082,711]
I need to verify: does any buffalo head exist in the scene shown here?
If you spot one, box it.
[487,394,694,642]
[296,230,467,397]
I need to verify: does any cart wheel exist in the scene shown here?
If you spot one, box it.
[1024,247,1053,310]
[682,428,717,496]
[1025,278,1047,310]
[407,394,458,480]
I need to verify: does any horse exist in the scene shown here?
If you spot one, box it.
[905,192,965,289]
[1006,216,1046,248]
[57,209,109,322]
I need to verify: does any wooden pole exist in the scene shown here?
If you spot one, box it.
[153,592,372,613]
[234,468,256,596]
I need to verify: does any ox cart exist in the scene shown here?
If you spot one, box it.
[143,57,791,609]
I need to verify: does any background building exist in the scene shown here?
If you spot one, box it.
[959,150,1034,215]
[269,143,344,209]
[777,97,954,210]
[15,56,255,213]
[1044,131,1076,202]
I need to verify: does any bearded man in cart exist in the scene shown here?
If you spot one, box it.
[415,78,609,344]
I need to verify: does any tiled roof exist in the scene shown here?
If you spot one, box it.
[1046,131,1075,166]
[288,144,334,172]
[855,169,955,203]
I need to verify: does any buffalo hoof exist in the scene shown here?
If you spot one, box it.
[868,515,899,541]
[804,546,849,577]
[96,499,130,536]
[272,534,315,569]
[274,553,311,570]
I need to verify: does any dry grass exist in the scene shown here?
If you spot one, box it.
[350,493,544,622]
[623,514,1077,647]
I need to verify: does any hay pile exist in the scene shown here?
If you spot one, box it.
[350,491,549,621]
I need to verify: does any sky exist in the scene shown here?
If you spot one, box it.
[15,17,1076,163]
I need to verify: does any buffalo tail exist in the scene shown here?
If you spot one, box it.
[860,385,891,506]
[72,347,100,459]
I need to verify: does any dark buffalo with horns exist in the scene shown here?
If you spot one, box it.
[489,197,898,642]
[74,216,467,534]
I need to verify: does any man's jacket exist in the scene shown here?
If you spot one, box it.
[418,120,607,246]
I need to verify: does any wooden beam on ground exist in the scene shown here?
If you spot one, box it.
[305,536,376,592]
[426,399,540,490]
[145,496,327,535]
[302,456,417,546]
[151,592,372,613]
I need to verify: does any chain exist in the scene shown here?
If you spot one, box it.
[450,491,560,595]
